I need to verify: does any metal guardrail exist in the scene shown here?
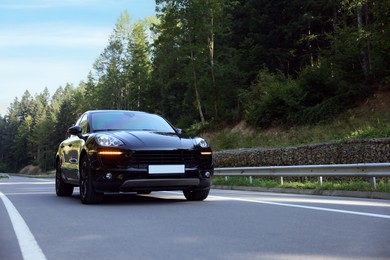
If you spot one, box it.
[214,163,390,189]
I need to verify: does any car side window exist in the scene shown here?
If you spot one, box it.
[79,114,90,134]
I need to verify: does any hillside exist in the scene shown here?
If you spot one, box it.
[203,90,390,151]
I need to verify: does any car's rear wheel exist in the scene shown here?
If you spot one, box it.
[55,160,74,197]
[183,188,210,201]
[80,156,103,204]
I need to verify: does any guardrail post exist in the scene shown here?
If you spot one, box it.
[370,177,377,189]
[279,176,284,185]
[225,176,228,182]
[318,176,323,185]
[249,176,253,184]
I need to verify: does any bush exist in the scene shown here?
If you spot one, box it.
[243,70,303,127]
[298,63,338,106]
[243,64,375,127]
[296,95,344,124]
[0,163,10,173]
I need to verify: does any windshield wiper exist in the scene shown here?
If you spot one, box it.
[94,129,121,132]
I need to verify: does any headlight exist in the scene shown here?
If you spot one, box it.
[96,134,124,147]
[195,137,209,148]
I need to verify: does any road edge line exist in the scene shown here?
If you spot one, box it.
[0,192,46,260]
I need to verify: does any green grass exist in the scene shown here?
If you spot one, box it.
[206,94,390,193]
[212,177,390,193]
[203,107,390,151]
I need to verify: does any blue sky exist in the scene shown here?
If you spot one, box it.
[0,0,156,116]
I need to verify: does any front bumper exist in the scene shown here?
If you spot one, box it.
[121,178,200,188]
[91,167,212,193]
[88,148,213,193]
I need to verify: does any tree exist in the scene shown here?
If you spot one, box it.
[327,0,390,85]
[126,20,152,110]
[151,0,193,123]
[30,88,55,171]
[153,0,225,124]
[369,0,390,82]
[93,11,133,109]
[0,116,8,171]
[11,115,33,170]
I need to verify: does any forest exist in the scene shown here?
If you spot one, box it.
[0,0,389,172]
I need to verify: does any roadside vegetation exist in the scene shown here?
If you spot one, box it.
[204,90,390,151]
[212,177,390,193]
[207,90,390,193]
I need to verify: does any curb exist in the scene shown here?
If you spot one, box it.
[212,185,390,200]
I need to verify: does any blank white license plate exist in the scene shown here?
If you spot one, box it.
[148,165,185,174]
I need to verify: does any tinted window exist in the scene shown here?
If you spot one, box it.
[79,114,90,134]
[91,112,175,133]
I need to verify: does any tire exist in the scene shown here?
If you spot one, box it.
[55,160,74,197]
[183,188,210,201]
[79,156,103,204]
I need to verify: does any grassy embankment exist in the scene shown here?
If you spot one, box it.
[204,91,390,192]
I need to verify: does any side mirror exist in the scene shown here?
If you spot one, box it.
[67,126,84,139]
[176,128,184,134]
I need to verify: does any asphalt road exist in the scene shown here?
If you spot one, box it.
[1,175,389,260]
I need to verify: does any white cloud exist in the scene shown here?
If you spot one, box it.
[0,0,145,11]
[0,23,109,115]
[0,0,108,9]
[0,59,92,116]
[0,23,113,117]
[0,24,111,49]
[0,59,91,91]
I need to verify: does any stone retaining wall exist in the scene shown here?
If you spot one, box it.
[214,138,390,167]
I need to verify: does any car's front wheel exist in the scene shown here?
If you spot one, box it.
[183,188,210,201]
[55,160,74,197]
[79,156,103,204]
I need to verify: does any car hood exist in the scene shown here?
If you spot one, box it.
[110,131,196,150]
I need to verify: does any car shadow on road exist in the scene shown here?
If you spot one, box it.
[100,193,186,205]
[58,191,187,206]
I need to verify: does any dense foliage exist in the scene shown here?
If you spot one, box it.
[0,0,389,172]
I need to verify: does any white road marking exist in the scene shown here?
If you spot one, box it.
[213,195,390,219]
[163,191,390,219]
[0,182,55,185]
[0,192,47,260]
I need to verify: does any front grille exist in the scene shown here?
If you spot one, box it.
[129,150,198,168]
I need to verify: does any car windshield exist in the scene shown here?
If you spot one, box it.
[91,111,176,133]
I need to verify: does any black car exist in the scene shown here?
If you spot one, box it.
[55,110,213,204]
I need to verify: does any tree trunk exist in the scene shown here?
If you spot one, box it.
[190,49,205,124]
[357,5,372,77]
[207,3,218,120]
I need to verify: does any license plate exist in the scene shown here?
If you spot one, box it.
[148,165,185,174]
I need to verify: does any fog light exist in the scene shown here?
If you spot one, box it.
[204,171,211,178]
[105,173,113,180]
